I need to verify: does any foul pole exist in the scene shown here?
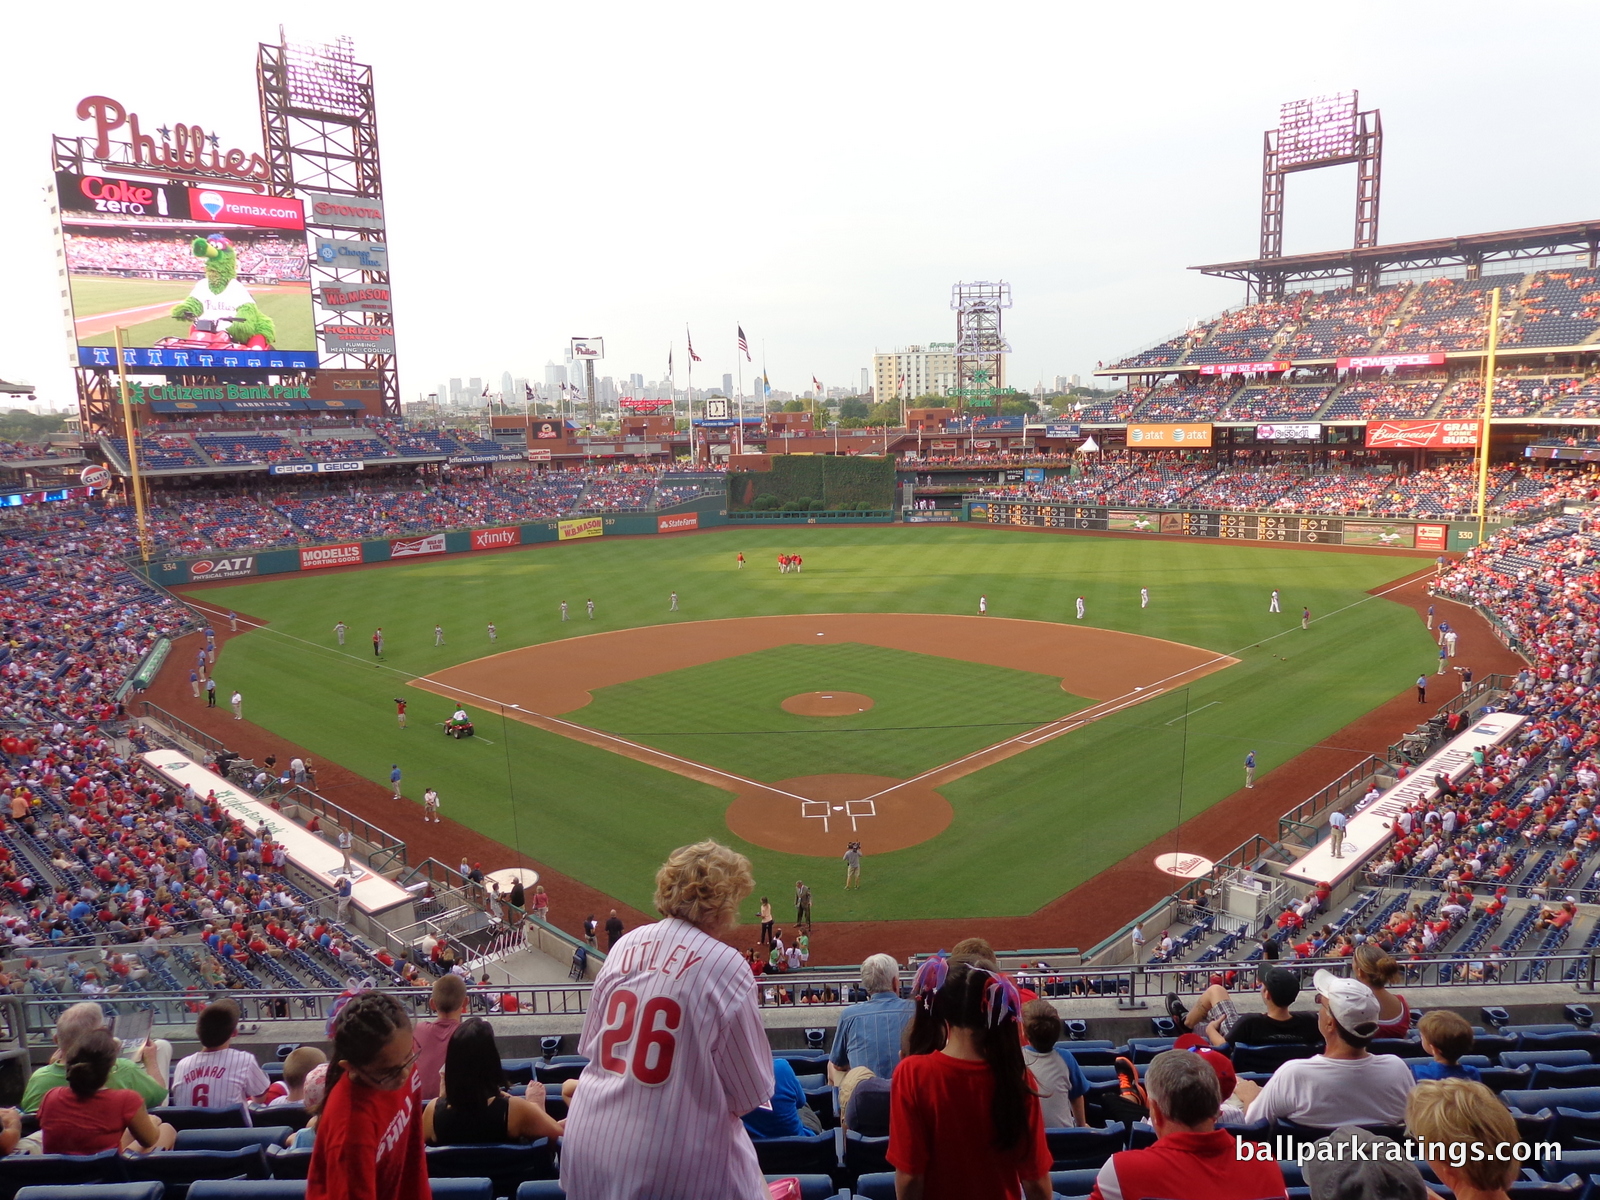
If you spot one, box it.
[112,326,152,563]
[1474,287,1501,546]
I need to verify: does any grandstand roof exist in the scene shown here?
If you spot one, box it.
[1193,219,1600,288]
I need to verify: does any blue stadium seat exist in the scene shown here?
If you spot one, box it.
[1532,1064,1600,1091]
[250,1106,310,1132]
[852,1174,897,1200]
[1507,1179,1586,1199]
[190,1183,308,1200]
[1479,1065,1534,1093]
[14,1187,161,1200]
[803,1084,839,1129]
[1127,1038,1176,1064]
[426,1142,556,1194]
[1472,1033,1521,1062]
[512,1186,565,1200]
[150,1106,251,1131]
[175,1127,293,1152]
[1046,1122,1126,1170]
[1503,1050,1595,1071]
[1504,1088,1600,1114]
[1554,1107,1600,1145]
[531,1057,588,1085]
[1520,1031,1600,1056]
[842,1129,891,1181]
[428,1180,494,1200]
[1053,1041,1123,1067]
[1231,1043,1318,1074]
[499,1058,535,1085]
[1542,1151,1600,1180]
[773,1050,831,1069]
[1272,1119,1406,1143]
[264,1148,313,1180]
[750,1128,837,1176]
[123,1146,270,1200]
[1,1152,127,1200]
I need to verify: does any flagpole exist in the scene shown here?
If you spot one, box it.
[736,324,744,458]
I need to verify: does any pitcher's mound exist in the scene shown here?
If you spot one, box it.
[726,773,952,856]
[782,691,875,717]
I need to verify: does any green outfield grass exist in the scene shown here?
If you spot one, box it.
[573,642,1090,782]
[188,527,1439,921]
[69,274,316,351]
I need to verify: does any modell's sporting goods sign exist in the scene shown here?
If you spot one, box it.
[300,543,362,570]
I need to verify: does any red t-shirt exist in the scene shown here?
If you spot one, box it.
[307,1070,430,1200]
[39,1086,141,1155]
[888,1051,1052,1200]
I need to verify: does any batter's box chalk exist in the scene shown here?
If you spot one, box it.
[845,799,877,818]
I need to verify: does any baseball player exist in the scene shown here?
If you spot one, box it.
[373,628,383,657]
[487,621,497,642]
[1140,587,1149,609]
[395,698,407,729]
[1438,646,1448,675]
[423,787,441,824]
[979,595,987,615]
[230,690,243,720]
[334,621,347,645]
[205,678,217,708]
[560,601,569,621]
[1426,604,1435,630]
[190,668,199,698]
[737,552,745,569]
[1244,750,1256,789]
[434,624,446,646]
[1269,590,1281,613]
[338,828,353,874]
[1455,664,1475,695]
[228,610,237,631]
[169,1001,271,1108]
[1301,607,1311,630]
[843,841,862,889]
[587,598,596,619]
[390,764,403,800]
[1445,629,1458,658]
[1076,596,1086,620]
[560,843,773,1199]
[670,591,679,610]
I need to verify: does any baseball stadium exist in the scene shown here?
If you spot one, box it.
[3,31,1600,1200]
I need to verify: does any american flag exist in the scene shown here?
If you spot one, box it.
[667,348,673,377]
[687,329,702,362]
[737,326,751,361]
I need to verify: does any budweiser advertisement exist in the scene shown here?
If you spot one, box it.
[470,526,521,550]
[657,512,699,533]
[620,398,673,413]
[1365,419,1482,450]
[390,533,446,558]
[1337,352,1446,370]
[1196,361,1288,376]
[300,543,362,570]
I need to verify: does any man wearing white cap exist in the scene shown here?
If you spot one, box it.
[1234,969,1415,1128]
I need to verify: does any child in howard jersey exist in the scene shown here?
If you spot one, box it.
[308,992,429,1200]
[560,841,773,1199]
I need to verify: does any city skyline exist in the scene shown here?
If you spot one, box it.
[4,2,1600,408]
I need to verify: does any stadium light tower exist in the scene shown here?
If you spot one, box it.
[951,281,1012,413]
[1259,92,1383,299]
[258,32,401,418]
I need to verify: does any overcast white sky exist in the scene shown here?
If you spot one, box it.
[3,0,1598,405]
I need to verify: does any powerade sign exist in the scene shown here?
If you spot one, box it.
[186,556,256,580]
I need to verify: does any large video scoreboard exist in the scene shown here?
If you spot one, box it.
[975,501,1446,550]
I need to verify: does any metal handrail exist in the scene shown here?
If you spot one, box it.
[278,786,407,877]
[138,701,229,757]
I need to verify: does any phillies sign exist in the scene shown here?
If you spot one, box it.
[75,96,269,183]
[470,527,521,551]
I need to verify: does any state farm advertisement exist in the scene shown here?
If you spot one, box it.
[1365,420,1481,449]
[300,543,362,570]
[470,526,521,550]
[391,534,447,558]
[657,513,699,533]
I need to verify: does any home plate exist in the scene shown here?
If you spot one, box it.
[832,805,844,811]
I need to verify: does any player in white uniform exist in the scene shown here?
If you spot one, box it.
[1140,587,1149,609]
[169,999,271,1108]
[561,841,773,1200]
[1269,589,1281,613]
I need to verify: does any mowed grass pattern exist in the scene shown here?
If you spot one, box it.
[193,527,1438,920]
[573,642,1089,782]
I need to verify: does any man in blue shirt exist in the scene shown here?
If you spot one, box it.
[827,953,915,1085]
[741,1057,811,1138]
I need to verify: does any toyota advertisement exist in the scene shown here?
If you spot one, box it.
[56,170,318,370]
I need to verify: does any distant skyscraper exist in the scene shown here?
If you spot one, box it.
[860,367,869,395]
[500,371,514,401]
[1054,375,1071,394]
[448,377,462,405]
[435,382,447,404]
[630,373,644,390]
[721,373,733,396]
[544,361,567,392]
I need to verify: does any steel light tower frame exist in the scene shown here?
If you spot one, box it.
[1258,92,1383,301]
[950,281,1012,409]
[258,33,400,417]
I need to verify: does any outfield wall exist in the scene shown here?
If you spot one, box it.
[147,495,731,586]
[964,498,1504,550]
